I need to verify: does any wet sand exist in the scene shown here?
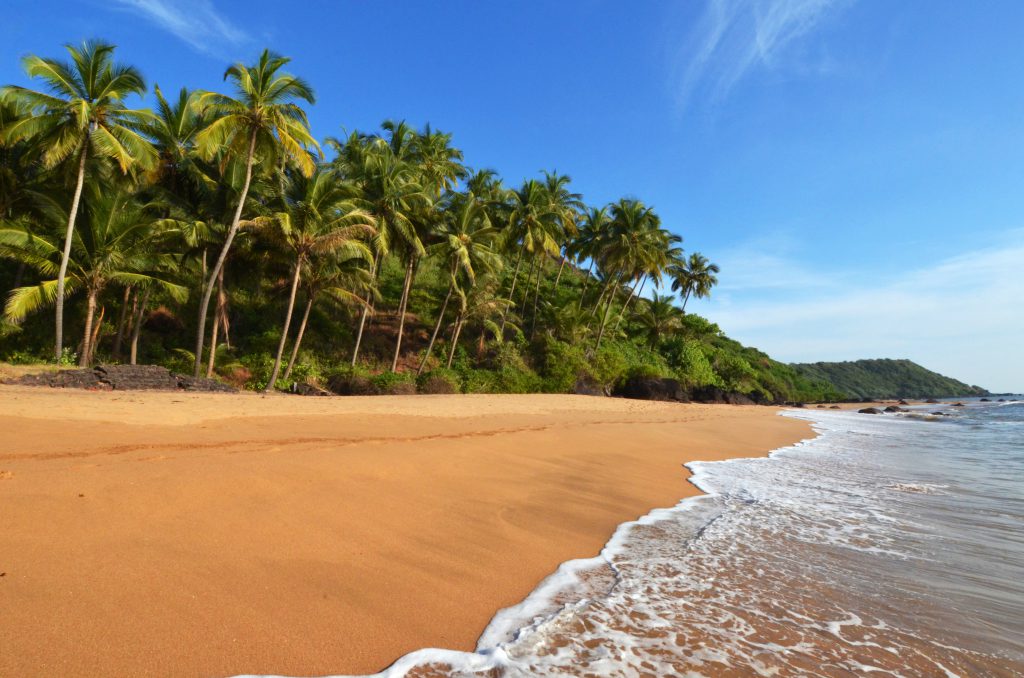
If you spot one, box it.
[0,387,810,677]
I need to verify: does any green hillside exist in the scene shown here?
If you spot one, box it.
[790,359,988,400]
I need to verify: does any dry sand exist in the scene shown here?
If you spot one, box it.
[0,386,811,677]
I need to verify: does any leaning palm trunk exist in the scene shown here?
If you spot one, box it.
[129,288,151,365]
[499,242,525,334]
[283,295,314,381]
[446,314,465,369]
[680,289,692,314]
[418,278,455,376]
[390,257,416,372]
[594,275,622,351]
[205,268,226,378]
[577,261,595,310]
[78,288,98,367]
[264,259,304,391]
[112,286,132,360]
[88,305,104,365]
[553,255,567,290]
[613,275,645,332]
[193,129,258,378]
[55,146,88,361]
[350,252,381,367]
[529,258,545,339]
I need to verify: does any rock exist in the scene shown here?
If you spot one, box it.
[173,374,236,393]
[615,377,688,402]
[952,402,965,407]
[998,399,1006,402]
[97,364,178,390]
[980,398,991,402]
[931,411,948,416]
[829,405,840,409]
[898,399,909,405]
[790,402,807,408]
[925,399,939,404]
[858,407,884,414]
[816,404,826,408]
[573,377,608,397]
[884,405,906,413]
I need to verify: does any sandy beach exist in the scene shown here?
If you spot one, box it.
[0,387,810,677]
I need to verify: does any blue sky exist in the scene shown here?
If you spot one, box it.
[2,1,1022,391]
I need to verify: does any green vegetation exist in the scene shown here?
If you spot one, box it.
[791,359,989,400]
[1,40,841,403]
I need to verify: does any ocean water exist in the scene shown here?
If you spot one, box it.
[327,399,1024,678]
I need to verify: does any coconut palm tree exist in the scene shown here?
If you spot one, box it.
[190,48,318,378]
[417,192,500,374]
[0,40,157,360]
[282,252,374,381]
[0,187,185,365]
[499,179,558,333]
[635,294,682,348]
[258,168,375,391]
[670,252,720,312]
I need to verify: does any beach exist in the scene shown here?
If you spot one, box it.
[0,387,809,677]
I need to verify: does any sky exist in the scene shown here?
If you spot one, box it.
[2,0,1022,391]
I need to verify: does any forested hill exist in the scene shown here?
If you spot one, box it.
[790,359,989,399]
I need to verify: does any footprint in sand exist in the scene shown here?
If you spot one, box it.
[0,470,13,480]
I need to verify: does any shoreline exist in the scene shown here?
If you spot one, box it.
[0,387,811,677]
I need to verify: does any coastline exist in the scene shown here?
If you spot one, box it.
[0,387,810,677]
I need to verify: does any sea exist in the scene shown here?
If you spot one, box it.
[333,399,1024,677]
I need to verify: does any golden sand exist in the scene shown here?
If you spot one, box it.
[0,387,810,677]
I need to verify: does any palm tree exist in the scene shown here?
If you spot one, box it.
[0,187,185,365]
[572,206,611,310]
[635,294,682,347]
[190,48,318,378]
[258,168,374,391]
[670,252,720,312]
[499,179,558,334]
[0,40,157,360]
[282,252,374,381]
[417,192,500,374]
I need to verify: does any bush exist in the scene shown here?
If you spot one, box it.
[538,338,590,393]
[369,371,417,395]
[417,368,462,394]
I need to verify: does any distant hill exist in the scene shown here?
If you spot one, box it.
[790,359,989,400]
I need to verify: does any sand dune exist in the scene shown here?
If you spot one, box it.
[0,387,809,677]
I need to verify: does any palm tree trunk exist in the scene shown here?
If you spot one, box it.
[264,257,304,392]
[88,305,104,365]
[529,258,545,339]
[680,289,692,314]
[594,274,622,351]
[499,242,525,334]
[446,314,464,369]
[521,255,537,315]
[351,251,381,367]
[206,268,226,377]
[129,288,151,366]
[283,294,314,381]
[390,257,416,372]
[193,128,257,378]
[217,268,230,349]
[112,286,132,361]
[577,261,594,310]
[553,255,567,289]
[56,145,88,361]
[614,275,645,331]
[78,288,97,367]
[418,278,455,375]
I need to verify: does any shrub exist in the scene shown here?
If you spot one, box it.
[369,371,417,395]
[417,368,462,394]
[538,338,590,393]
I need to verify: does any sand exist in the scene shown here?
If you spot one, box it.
[0,386,811,677]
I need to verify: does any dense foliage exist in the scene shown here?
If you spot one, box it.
[0,41,841,403]
[791,359,989,399]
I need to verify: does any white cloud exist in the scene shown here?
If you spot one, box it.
[109,0,248,56]
[671,0,852,108]
[694,231,1024,393]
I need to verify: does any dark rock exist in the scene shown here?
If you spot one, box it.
[573,377,608,397]
[979,398,991,402]
[925,398,939,404]
[883,405,906,413]
[173,374,236,393]
[616,377,689,402]
[898,399,909,405]
[816,404,826,408]
[998,399,1006,402]
[931,411,948,416]
[858,407,884,414]
[829,405,841,409]
[952,402,965,407]
[97,364,178,390]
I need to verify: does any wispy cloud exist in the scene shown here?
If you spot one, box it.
[693,230,1024,392]
[109,0,249,56]
[671,0,852,108]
